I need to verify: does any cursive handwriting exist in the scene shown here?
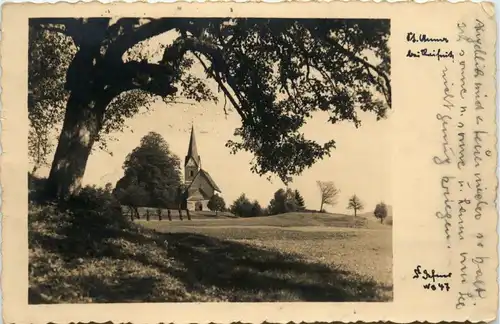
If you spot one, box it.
[457,132,465,170]
[457,198,469,240]
[406,48,455,61]
[436,176,454,240]
[459,252,468,283]
[473,131,487,167]
[413,265,452,281]
[407,32,450,43]
[433,113,453,165]
[472,256,488,298]
[474,173,488,220]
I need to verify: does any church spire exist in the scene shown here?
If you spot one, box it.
[185,124,200,167]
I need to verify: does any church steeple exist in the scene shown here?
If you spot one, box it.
[185,124,201,166]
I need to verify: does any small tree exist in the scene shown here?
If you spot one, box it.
[374,202,388,223]
[208,194,226,216]
[347,194,364,217]
[251,200,263,217]
[230,194,253,217]
[294,190,306,211]
[317,181,340,211]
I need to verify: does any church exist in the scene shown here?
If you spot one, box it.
[183,125,222,211]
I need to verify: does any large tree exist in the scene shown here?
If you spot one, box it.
[29,18,391,199]
[114,132,182,208]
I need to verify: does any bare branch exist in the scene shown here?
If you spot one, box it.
[317,181,340,210]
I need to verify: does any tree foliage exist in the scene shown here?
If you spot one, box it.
[114,132,182,208]
[207,194,226,213]
[29,18,391,198]
[347,194,364,217]
[294,190,306,211]
[317,181,340,211]
[268,188,304,215]
[230,193,263,217]
[374,201,388,223]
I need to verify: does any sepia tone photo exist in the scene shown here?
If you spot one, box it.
[27,16,393,303]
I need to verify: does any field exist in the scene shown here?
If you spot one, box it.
[29,205,392,303]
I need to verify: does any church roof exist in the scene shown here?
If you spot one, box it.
[185,125,200,166]
[186,169,222,193]
[199,169,222,193]
[187,187,211,201]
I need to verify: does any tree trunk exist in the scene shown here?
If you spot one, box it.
[320,201,324,212]
[354,209,357,217]
[44,93,110,200]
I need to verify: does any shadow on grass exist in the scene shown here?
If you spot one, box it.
[29,203,392,303]
[160,232,389,302]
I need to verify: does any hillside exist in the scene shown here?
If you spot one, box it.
[29,204,392,303]
[137,211,391,230]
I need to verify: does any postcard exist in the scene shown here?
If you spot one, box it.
[1,1,498,323]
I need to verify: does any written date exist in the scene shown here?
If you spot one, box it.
[413,265,452,292]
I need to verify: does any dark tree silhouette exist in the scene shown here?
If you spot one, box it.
[230,193,263,217]
[268,188,302,215]
[374,201,388,223]
[29,18,391,199]
[207,194,226,215]
[294,190,306,211]
[347,194,364,217]
[114,132,182,209]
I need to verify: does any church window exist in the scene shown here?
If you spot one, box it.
[190,170,194,177]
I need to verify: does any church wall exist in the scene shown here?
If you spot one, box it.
[186,200,209,211]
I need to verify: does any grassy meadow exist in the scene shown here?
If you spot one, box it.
[29,203,392,303]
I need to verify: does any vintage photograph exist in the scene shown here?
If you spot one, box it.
[27,16,393,304]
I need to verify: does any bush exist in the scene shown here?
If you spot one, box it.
[65,185,130,231]
[230,194,264,217]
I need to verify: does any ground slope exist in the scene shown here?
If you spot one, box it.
[29,206,392,303]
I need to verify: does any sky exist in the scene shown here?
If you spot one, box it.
[32,21,393,214]
[35,101,392,214]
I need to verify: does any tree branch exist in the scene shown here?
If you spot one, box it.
[107,60,178,97]
[104,18,180,63]
[323,36,392,105]
[161,36,249,120]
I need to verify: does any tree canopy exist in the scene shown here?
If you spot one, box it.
[207,194,226,213]
[29,18,391,198]
[374,202,388,223]
[268,188,304,215]
[347,194,364,217]
[114,132,182,208]
[230,193,263,217]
